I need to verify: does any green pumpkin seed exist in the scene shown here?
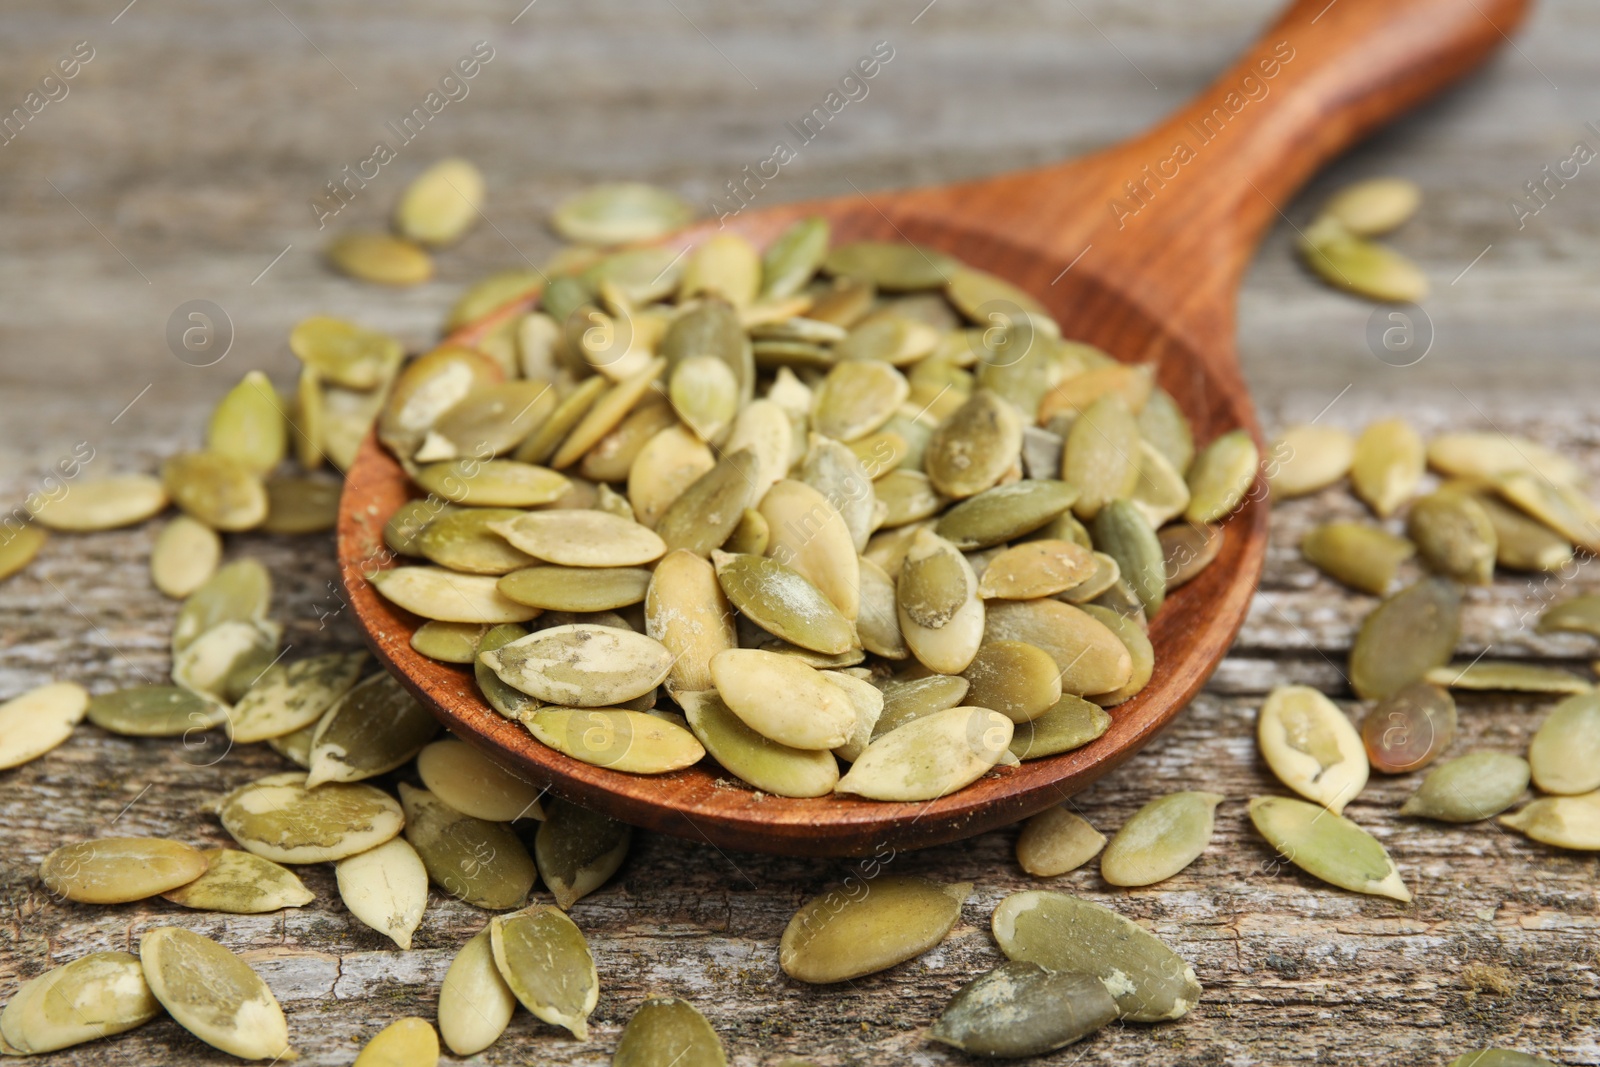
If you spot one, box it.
[528,707,704,773]
[551,181,692,244]
[849,556,904,661]
[335,835,428,949]
[413,458,570,508]
[1016,806,1106,876]
[139,927,291,1061]
[416,739,544,823]
[985,598,1131,697]
[1247,795,1410,901]
[1298,218,1428,302]
[437,930,516,1056]
[586,246,688,305]
[0,523,47,584]
[667,354,738,442]
[207,371,287,474]
[961,640,1062,723]
[549,356,668,468]
[798,434,876,551]
[925,389,1023,500]
[172,619,280,701]
[897,529,984,674]
[945,265,1048,323]
[1445,1052,1557,1067]
[1322,177,1421,235]
[873,674,970,738]
[613,997,728,1067]
[679,688,839,797]
[306,672,437,787]
[1256,685,1368,814]
[1037,363,1154,425]
[411,620,489,663]
[1407,489,1497,584]
[220,771,405,864]
[1300,522,1416,596]
[1400,752,1529,822]
[836,313,940,366]
[1495,470,1600,554]
[991,890,1201,1021]
[758,478,859,619]
[370,566,542,624]
[87,684,228,737]
[780,876,970,983]
[380,345,502,459]
[327,231,433,285]
[161,453,267,531]
[710,648,855,750]
[1350,577,1461,700]
[874,470,947,527]
[353,1016,439,1067]
[1423,661,1592,694]
[395,157,483,246]
[752,337,834,369]
[1528,691,1600,795]
[680,232,760,307]
[447,269,544,330]
[0,681,88,770]
[480,623,671,707]
[822,240,957,290]
[1361,681,1457,774]
[820,670,883,762]
[836,706,1011,801]
[762,217,830,298]
[1091,498,1166,616]
[1136,387,1194,475]
[641,550,734,696]
[1498,791,1600,850]
[383,499,455,557]
[1427,431,1582,486]
[497,565,652,612]
[415,508,533,574]
[1043,549,1120,603]
[1009,695,1111,760]
[975,539,1095,600]
[40,837,208,904]
[1060,393,1140,520]
[0,951,159,1054]
[1081,603,1154,706]
[535,798,631,909]
[934,480,1076,551]
[513,376,608,466]
[713,550,857,656]
[655,449,760,557]
[811,360,909,443]
[266,720,316,768]
[1473,491,1574,572]
[1267,423,1355,498]
[488,905,598,1039]
[475,622,540,722]
[1184,429,1259,524]
[1350,418,1425,517]
[27,473,168,532]
[1129,439,1192,528]
[1160,522,1224,590]
[163,848,314,914]
[628,425,716,529]
[419,380,557,461]
[289,315,403,389]
[150,515,222,598]
[399,783,536,909]
[227,650,366,743]
[930,961,1118,1058]
[1101,792,1223,887]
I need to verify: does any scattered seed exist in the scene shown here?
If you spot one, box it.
[1527,691,1600,795]
[1349,577,1461,700]
[1300,522,1416,596]
[535,798,631,910]
[1537,594,1600,639]
[1322,177,1421,235]
[1248,795,1410,901]
[930,960,1118,1058]
[1401,752,1530,822]
[1350,419,1425,517]
[1101,792,1223,887]
[171,618,280,702]
[160,847,313,915]
[307,672,438,787]
[40,837,208,904]
[1257,686,1369,814]
[1474,491,1574,572]
[438,929,517,1056]
[328,231,434,286]
[162,452,268,531]
[780,876,970,983]
[1427,432,1582,486]
[489,905,598,1039]
[220,771,405,864]
[1267,424,1355,498]
[150,515,222,598]
[0,681,89,770]
[87,684,228,738]
[1298,218,1428,303]
[1498,791,1600,850]
[1016,806,1106,877]
[400,783,536,909]
[290,316,404,390]
[0,523,47,583]
[613,997,728,1067]
[1496,470,1600,555]
[1361,682,1457,774]
[353,1016,439,1067]
[1445,1052,1557,1067]
[551,181,691,245]
[1408,489,1497,584]
[396,157,483,246]
[139,926,291,1061]
[0,951,159,1055]
[227,650,366,743]
[335,835,429,949]
[28,473,169,532]
[416,739,544,823]
[1424,661,1592,694]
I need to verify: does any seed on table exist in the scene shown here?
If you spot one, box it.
[991,890,1202,1021]
[1473,491,1574,572]
[150,515,222,598]
[1184,429,1259,524]
[353,1016,440,1067]
[227,650,366,743]
[1321,177,1421,235]
[1536,594,1600,638]
[1527,691,1600,795]
[335,836,429,950]
[1423,661,1592,694]
[1497,470,1600,555]
[835,706,1012,802]
[208,370,288,474]
[0,951,159,1055]
[27,473,169,532]
[220,771,405,864]
[712,550,859,656]
[1266,423,1355,498]
[1159,522,1224,590]
[162,452,268,531]
[395,157,483,247]
[370,566,543,624]
[379,343,503,459]
[40,837,208,905]
[1298,219,1429,303]
[536,799,631,910]
[438,929,517,1056]
[1350,418,1425,518]
[1361,682,1457,774]
[961,640,1063,723]
[1498,791,1600,850]
[267,721,317,769]
[1445,1052,1557,1067]
[1016,806,1106,877]
[679,689,839,797]
[1400,752,1530,822]
[489,905,599,1040]
[87,684,228,738]
[551,181,691,244]
[929,960,1119,1058]
[417,739,546,822]
[140,926,292,1061]
[1101,791,1223,887]
[0,681,89,770]
[161,848,314,914]
[613,997,728,1067]
[327,231,434,285]
[400,783,536,910]
[289,315,404,390]
[306,672,438,787]
[1407,488,1498,585]
[1300,521,1416,596]
[0,523,47,584]
[1257,686,1369,814]
[780,876,970,984]
[1427,431,1582,486]
[1248,796,1410,901]
[171,618,280,702]
[1349,576,1461,701]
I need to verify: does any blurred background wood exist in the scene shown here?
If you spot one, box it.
[1,1,1596,1063]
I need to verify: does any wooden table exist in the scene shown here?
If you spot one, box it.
[2,1,1597,1063]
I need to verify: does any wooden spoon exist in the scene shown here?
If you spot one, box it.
[338,0,1531,856]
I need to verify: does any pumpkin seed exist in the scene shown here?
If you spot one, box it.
[1160,522,1224,589]
[27,473,168,532]
[629,425,717,529]
[712,550,858,656]
[1361,682,1457,774]
[1136,387,1194,475]
[513,375,609,466]
[220,771,405,863]
[836,706,1011,801]
[1037,363,1154,425]
[1267,424,1355,498]
[1427,431,1583,486]
[1496,470,1600,554]
[399,783,537,909]
[587,246,688,305]
[294,366,325,470]
[415,740,543,823]
[1257,686,1369,814]
[380,345,502,459]
[419,380,558,461]
[289,316,404,389]
[370,566,542,624]
[448,269,544,330]
[1009,695,1111,760]
[475,622,540,722]
[267,720,316,768]
[550,357,668,469]
[638,550,733,696]
[975,539,1095,600]
[897,529,984,674]
[140,926,291,1061]
[822,241,957,290]
[836,314,939,367]
[655,449,759,557]
[172,619,280,701]
[410,620,489,663]
[158,847,312,914]
[395,157,483,246]
[930,960,1118,1058]
[985,598,1132,697]
[991,890,1201,1021]
[40,837,207,904]
[874,674,970,737]
[780,876,969,983]
[1300,521,1416,596]
[490,510,666,569]
[1400,752,1529,822]
[1184,429,1259,523]
[87,684,227,737]
[328,231,434,285]
[1081,603,1154,706]
[1298,218,1428,302]
[680,232,760,307]
[1350,577,1461,700]
[207,371,287,474]
[666,354,738,443]
[611,1001,731,1067]
[1247,795,1410,901]
[306,672,437,787]
[497,565,652,613]
[1499,791,1600,850]
[1043,549,1120,603]
[811,360,908,443]
[1091,498,1166,616]
[708,648,855,750]
[1058,393,1140,520]
[480,624,671,707]
[0,951,159,1055]
[944,266,1048,324]
[334,835,429,949]
[1424,661,1592,694]
[760,216,830,298]
[150,515,222,598]
[1446,1052,1557,1067]
[258,475,341,535]
[438,929,517,1055]
[934,480,1076,551]
[1322,177,1421,235]
[487,905,598,1040]
[413,459,570,508]
[845,556,903,661]
[1473,491,1574,572]
[161,453,267,531]
[1101,791,1223,887]
[961,640,1062,723]
[924,389,1023,500]
[800,434,877,551]
[528,707,704,773]
[353,1016,439,1067]
[679,688,839,797]
[551,181,691,244]
[873,470,946,527]
[1016,806,1106,876]
[535,798,630,909]
[0,681,88,769]
[1407,489,1497,584]
[759,478,859,619]
[1350,418,1425,517]
[720,401,791,500]
[1127,439,1192,528]
[819,670,883,763]
[383,499,454,557]
[227,650,366,743]
[0,523,47,583]
[1528,691,1600,795]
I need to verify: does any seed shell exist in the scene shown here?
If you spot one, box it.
[1527,691,1600,795]
[1498,791,1600,850]
[1400,752,1530,822]
[438,930,517,1056]
[489,905,598,1039]
[836,706,1012,802]
[529,707,706,773]
[370,566,542,624]
[1349,577,1461,700]
[1257,686,1369,814]
[227,650,366,743]
[1101,792,1223,887]
[353,1016,439,1067]
[780,876,970,984]
[929,961,1118,1058]
[613,997,728,1067]
[140,926,291,1061]
[29,473,169,532]
[0,951,159,1055]
[1016,807,1106,877]
[335,836,429,949]
[400,783,537,909]
[1300,522,1416,596]
[535,798,631,909]
[680,689,839,797]
[40,837,209,904]
[1350,418,1425,517]
[0,681,89,769]
[220,771,405,864]
[1248,795,1410,901]
[171,619,280,702]
[1423,661,1592,694]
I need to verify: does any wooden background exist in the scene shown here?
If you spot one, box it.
[2,0,1598,1063]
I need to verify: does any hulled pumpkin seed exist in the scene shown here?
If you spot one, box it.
[417,739,543,822]
[580,400,678,485]
[419,380,557,461]
[328,231,433,285]
[991,890,1201,1021]
[759,478,859,619]
[1300,521,1415,596]
[800,434,877,551]
[1159,522,1224,589]
[1400,752,1529,822]
[1009,695,1112,760]
[710,648,855,750]
[353,1016,439,1067]
[822,240,956,290]
[1424,661,1592,694]
[713,550,857,656]
[780,876,970,983]
[28,473,169,532]
[549,356,668,467]
[289,315,403,390]
[1349,577,1461,700]
[1059,393,1140,520]
[413,459,570,508]
[1136,387,1194,475]
[150,515,222,598]
[0,523,47,583]
[514,375,609,466]
[1427,431,1582,486]
[162,452,268,531]
[335,835,429,949]
[40,837,208,904]
[220,772,405,864]
[1350,418,1425,517]
[529,707,705,773]
[836,706,1012,801]
[680,689,839,797]
[613,998,728,1067]
[380,345,502,460]
[87,684,228,737]
[897,529,985,674]
[411,620,489,663]
[551,181,691,244]
[399,783,536,909]
[1474,491,1574,572]
[161,848,313,914]
[1267,423,1355,498]
[1499,791,1600,850]
[1445,1052,1557,1067]
[489,905,598,1039]
[396,157,483,246]
[1527,691,1600,795]
[480,624,672,707]
[438,929,517,1055]
[935,480,1076,550]
[812,360,908,443]
[762,216,830,298]
[139,926,291,1061]
[1495,470,1600,554]
[655,449,760,557]
[1081,604,1154,706]
[929,961,1118,1058]
[821,670,884,762]
[1408,489,1497,584]
[1101,792,1223,887]
[227,650,366,743]
[0,681,87,769]
[1091,498,1166,615]
[925,389,1023,499]
[498,565,652,612]
[0,951,158,1054]
[208,371,287,474]
[1322,177,1421,235]
[874,674,970,738]
[1184,429,1259,523]
[447,269,543,331]
[1257,686,1369,814]
[1129,439,1192,528]
[267,720,316,768]
[985,598,1131,697]
[681,232,760,307]
[961,640,1062,723]
[384,499,454,557]
[307,672,438,787]
[475,622,539,722]
[1361,682,1457,774]
[1247,795,1410,901]
[370,566,542,624]
[171,619,280,701]
[1016,806,1106,877]
[975,539,1094,600]
[535,798,630,909]
[1298,219,1428,303]
[851,556,905,660]
[629,425,717,529]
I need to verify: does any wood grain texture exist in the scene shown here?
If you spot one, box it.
[2,0,1598,1063]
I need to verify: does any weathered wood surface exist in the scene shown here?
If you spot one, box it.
[2,0,1598,1063]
